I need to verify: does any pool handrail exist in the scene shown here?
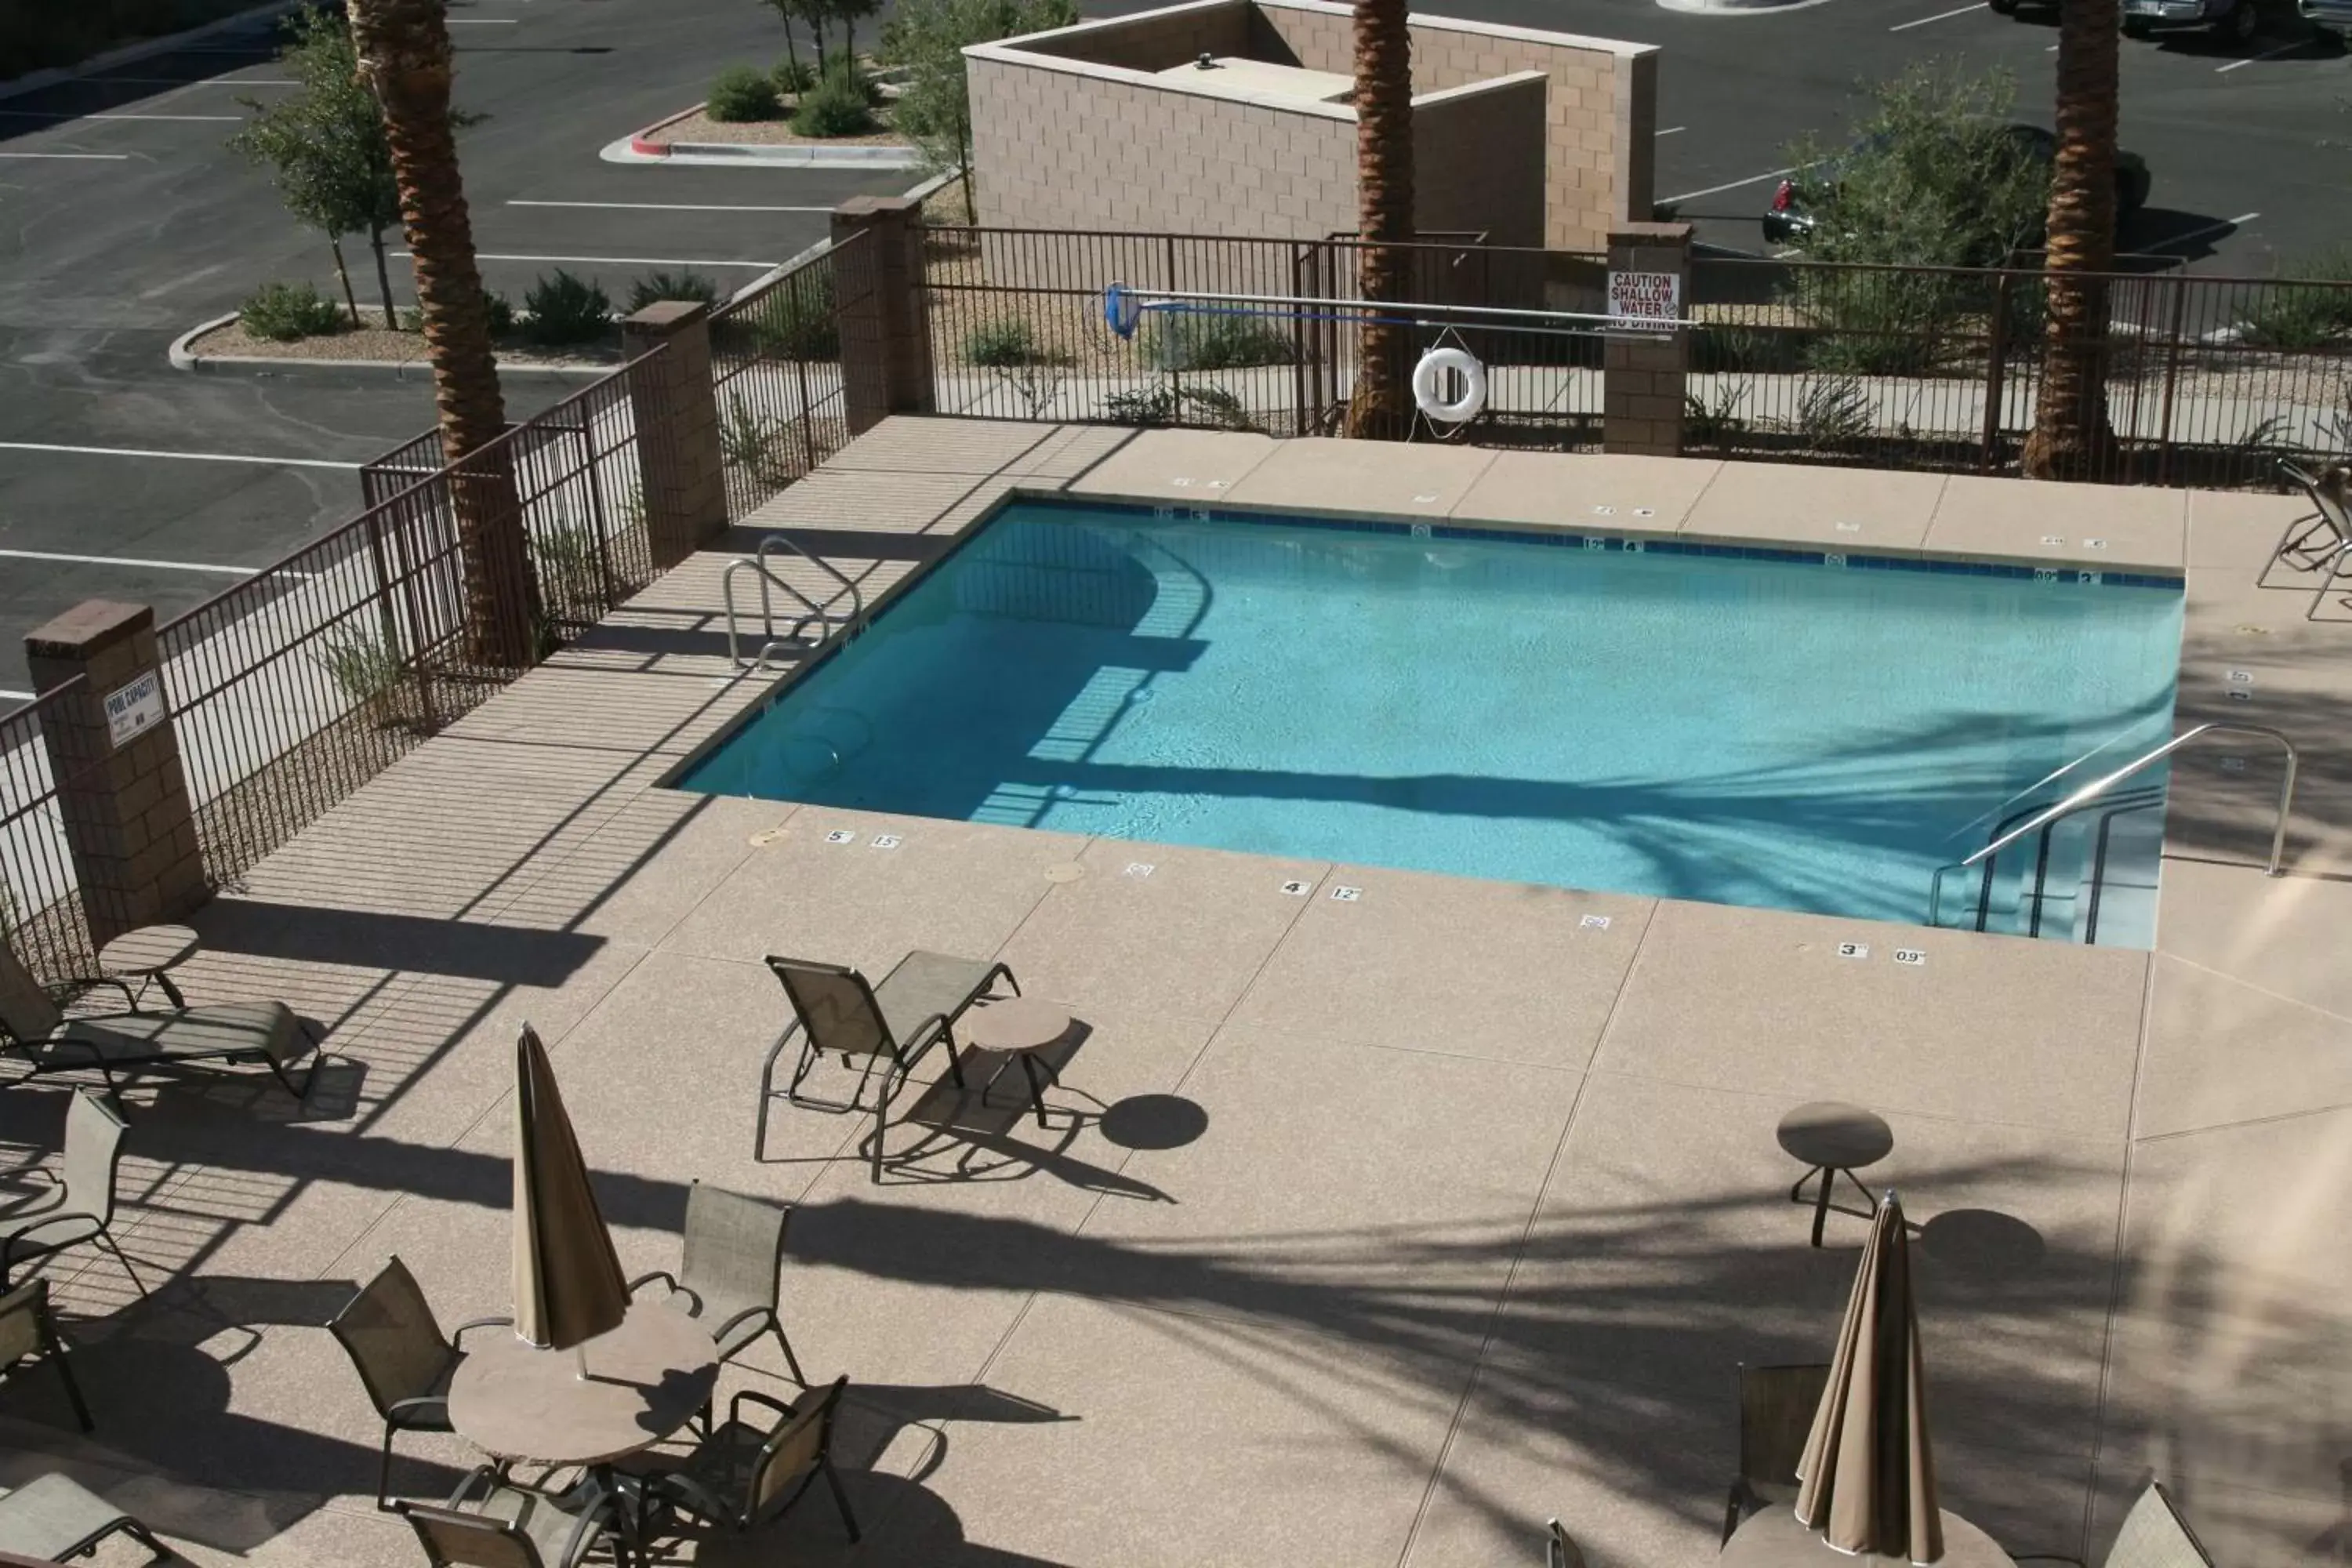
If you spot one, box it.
[1961,722,2298,878]
[721,535,866,669]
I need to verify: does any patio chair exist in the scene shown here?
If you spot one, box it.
[2013,1481,2212,1568]
[0,1090,141,1296]
[401,1466,623,1568]
[2270,460,2352,577]
[628,1181,804,1385]
[757,951,1020,1180]
[0,1473,166,1563]
[0,1277,90,1432]
[330,1255,514,1510]
[0,938,318,1104]
[1545,1518,1586,1568]
[624,1374,858,1544]
[1722,1361,1831,1544]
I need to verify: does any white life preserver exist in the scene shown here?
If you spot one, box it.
[1411,345,1487,423]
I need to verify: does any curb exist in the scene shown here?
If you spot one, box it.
[0,0,303,103]
[625,103,704,156]
[171,316,619,383]
[609,102,925,169]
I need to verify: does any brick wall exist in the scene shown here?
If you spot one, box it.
[1413,72,1546,249]
[1014,0,1250,71]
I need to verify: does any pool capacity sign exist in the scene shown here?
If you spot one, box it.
[1606,270,1681,328]
[103,670,165,750]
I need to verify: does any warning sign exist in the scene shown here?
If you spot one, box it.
[1607,270,1682,325]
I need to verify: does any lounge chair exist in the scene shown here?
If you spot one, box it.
[401,1467,623,1568]
[1722,1361,1831,1544]
[0,1473,166,1563]
[629,1181,803,1385]
[0,1277,90,1432]
[757,951,1019,1179]
[1547,1519,1586,1568]
[0,1091,142,1295]
[330,1256,514,1510]
[0,938,318,1103]
[622,1374,859,1544]
[2270,459,2352,578]
[2013,1481,2212,1568]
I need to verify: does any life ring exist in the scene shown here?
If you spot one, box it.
[1411,345,1487,423]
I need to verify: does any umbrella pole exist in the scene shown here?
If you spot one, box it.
[575,1343,590,1383]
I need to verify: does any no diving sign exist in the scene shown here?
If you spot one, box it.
[1607,270,1682,327]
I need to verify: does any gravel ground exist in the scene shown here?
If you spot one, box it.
[650,107,909,149]
[187,310,624,368]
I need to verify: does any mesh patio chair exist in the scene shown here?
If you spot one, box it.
[0,1277,90,1432]
[0,1473,166,1563]
[401,1466,623,1568]
[1722,1361,1831,1544]
[0,1090,141,1296]
[623,1374,858,1544]
[330,1255,513,1510]
[757,951,1019,1180]
[630,1181,803,1385]
[0,938,318,1104]
[2272,460,2352,577]
[1545,1518,1586,1568]
[2013,1481,2212,1568]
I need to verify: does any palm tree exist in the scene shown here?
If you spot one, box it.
[1343,0,1414,441]
[347,0,539,667]
[2021,0,2120,480]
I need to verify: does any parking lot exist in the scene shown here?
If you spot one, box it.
[2,0,2346,706]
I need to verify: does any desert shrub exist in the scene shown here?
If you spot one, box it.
[2235,249,2352,350]
[707,64,782,122]
[772,56,817,95]
[792,61,877,136]
[718,272,838,359]
[1143,311,1295,371]
[521,270,613,347]
[963,316,1052,367]
[240,280,344,341]
[485,291,515,336]
[626,270,723,313]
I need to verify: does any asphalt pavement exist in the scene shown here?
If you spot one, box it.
[2,0,2346,704]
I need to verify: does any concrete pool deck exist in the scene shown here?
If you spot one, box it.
[4,420,2350,1567]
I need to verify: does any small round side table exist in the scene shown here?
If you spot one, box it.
[960,998,1076,1127]
[1776,1101,1893,1248]
[96,925,199,1009]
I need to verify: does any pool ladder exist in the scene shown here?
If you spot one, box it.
[722,534,865,671]
[1928,722,2299,944]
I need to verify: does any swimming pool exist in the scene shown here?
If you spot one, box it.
[677,502,2184,938]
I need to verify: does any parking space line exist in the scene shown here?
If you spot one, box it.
[0,111,241,122]
[0,152,132,161]
[0,441,359,470]
[86,77,293,86]
[448,16,521,21]
[506,200,833,213]
[0,547,263,575]
[394,250,779,268]
[0,690,31,703]
[1661,167,1798,205]
[1889,2,1986,28]
[2216,39,2304,70]
[2149,212,2260,252]
[1656,126,1686,137]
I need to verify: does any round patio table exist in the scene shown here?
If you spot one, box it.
[960,998,1075,1127]
[449,1299,717,1467]
[1777,1101,1894,1249]
[96,924,198,1008]
[1721,1506,2014,1568]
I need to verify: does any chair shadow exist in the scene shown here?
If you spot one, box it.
[1918,1207,2048,1279]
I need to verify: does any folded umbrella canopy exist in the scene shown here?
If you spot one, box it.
[511,1024,629,1352]
[1795,1190,1943,1564]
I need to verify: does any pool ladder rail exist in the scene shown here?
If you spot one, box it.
[1929,721,2299,944]
[722,534,866,671]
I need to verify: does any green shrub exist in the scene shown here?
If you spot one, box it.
[772,56,817,95]
[626,270,723,313]
[521,270,613,347]
[240,281,345,342]
[1143,311,1295,371]
[963,316,1051,367]
[793,63,877,137]
[707,64,781,122]
[485,291,515,337]
[2236,250,2352,350]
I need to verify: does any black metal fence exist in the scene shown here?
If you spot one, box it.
[0,682,103,984]
[710,233,876,521]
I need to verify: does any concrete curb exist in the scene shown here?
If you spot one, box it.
[606,102,926,169]
[0,0,303,103]
[1654,0,1837,14]
[170,314,619,383]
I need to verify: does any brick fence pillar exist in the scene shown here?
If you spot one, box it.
[24,601,208,948]
[1602,221,1694,458]
[621,300,728,568]
[831,195,935,437]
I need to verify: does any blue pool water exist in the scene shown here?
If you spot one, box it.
[677,503,2183,928]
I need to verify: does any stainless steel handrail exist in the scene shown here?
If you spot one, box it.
[720,535,866,670]
[759,533,864,627]
[1962,722,2298,877]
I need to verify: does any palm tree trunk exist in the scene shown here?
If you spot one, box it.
[2022,0,2120,480]
[1343,0,1414,441]
[348,0,539,668]
[328,238,363,328]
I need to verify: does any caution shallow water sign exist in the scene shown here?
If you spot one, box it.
[1606,270,1681,325]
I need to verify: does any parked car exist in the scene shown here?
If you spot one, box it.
[2111,0,2262,40]
[1762,125,2151,249]
[2300,0,2352,35]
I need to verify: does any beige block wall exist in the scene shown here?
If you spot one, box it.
[968,51,1358,242]
[1015,0,1250,71]
[1412,74,1547,250]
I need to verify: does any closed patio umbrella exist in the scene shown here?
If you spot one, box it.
[1794,1190,1942,1564]
[511,1024,628,1352]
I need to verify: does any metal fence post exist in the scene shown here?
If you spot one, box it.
[2154,272,2191,487]
[1979,270,2013,474]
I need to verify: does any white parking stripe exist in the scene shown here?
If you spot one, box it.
[0,111,241,122]
[1661,167,1798,205]
[0,152,132,161]
[506,200,833,213]
[1656,125,1687,136]
[2148,212,2260,251]
[0,690,32,703]
[1889,2,1986,28]
[448,16,521,21]
[394,250,779,268]
[89,77,293,85]
[2216,39,2303,71]
[0,441,359,470]
[0,547,261,575]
